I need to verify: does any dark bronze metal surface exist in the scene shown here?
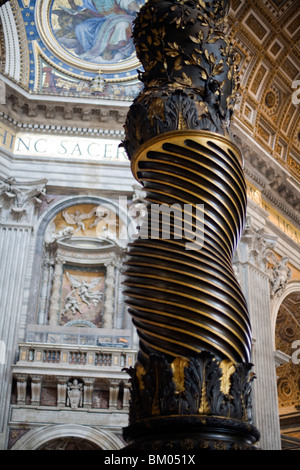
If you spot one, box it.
[121,0,260,450]
[124,131,251,365]
[123,0,239,160]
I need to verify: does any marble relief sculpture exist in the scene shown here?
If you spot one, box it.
[268,257,292,298]
[66,272,103,308]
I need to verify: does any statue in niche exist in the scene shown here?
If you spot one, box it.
[268,257,292,298]
[67,379,83,409]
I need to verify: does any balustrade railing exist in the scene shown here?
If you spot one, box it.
[17,342,136,370]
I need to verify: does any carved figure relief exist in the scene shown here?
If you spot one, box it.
[66,272,103,307]
[62,208,92,232]
[268,257,292,298]
[56,204,126,242]
[61,206,109,232]
[60,268,105,326]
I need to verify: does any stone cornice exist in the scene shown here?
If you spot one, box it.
[233,126,300,226]
[0,77,299,228]
[0,76,129,133]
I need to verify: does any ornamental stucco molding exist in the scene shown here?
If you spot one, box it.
[240,218,278,272]
[0,81,128,135]
[233,133,300,226]
[240,217,292,299]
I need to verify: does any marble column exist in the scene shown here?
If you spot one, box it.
[103,261,115,328]
[235,217,282,450]
[0,177,47,446]
[48,257,64,326]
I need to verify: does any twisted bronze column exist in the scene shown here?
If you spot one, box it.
[122,0,260,451]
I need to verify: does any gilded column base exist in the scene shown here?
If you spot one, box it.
[122,352,260,451]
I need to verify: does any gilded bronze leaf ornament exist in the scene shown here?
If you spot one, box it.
[121,0,260,451]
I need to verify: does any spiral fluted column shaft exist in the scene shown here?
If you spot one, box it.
[124,130,251,365]
[121,0,260,451]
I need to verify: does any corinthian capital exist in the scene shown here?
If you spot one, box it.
[241,218,278,272]
[0,176,47,223]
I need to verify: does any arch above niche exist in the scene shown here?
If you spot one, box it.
[10,424,124,450]
[271,281,300,343]
[275,289,300,409]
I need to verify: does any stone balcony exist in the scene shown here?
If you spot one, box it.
[13,341,136,379]
[10,340,137,430]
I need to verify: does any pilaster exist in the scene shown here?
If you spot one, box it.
[236,217,282,449]
[103,261,115,329]
[48,257,64,326]
[0,176,47,446]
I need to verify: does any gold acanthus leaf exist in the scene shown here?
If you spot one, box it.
[177,72,193,87]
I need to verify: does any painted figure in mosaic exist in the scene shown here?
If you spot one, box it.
[52,0,141,63]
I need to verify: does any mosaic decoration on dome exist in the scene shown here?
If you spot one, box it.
[18,0,145,99]
[50,0,140,65]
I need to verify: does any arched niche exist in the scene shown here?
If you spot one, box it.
[26,197,134,346]
[275,289,300,411]
[271,282,300,348]
[10,424,124,450]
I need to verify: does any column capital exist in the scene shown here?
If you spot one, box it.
[0,176,47,226]
[30,374,43,382]
[240,217,278,273]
